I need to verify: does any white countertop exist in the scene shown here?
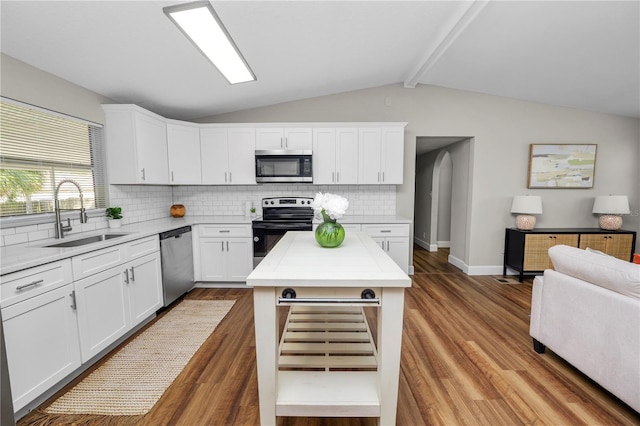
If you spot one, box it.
[0,215,411,276]
[247,231,411,288]
[0,215,252,276]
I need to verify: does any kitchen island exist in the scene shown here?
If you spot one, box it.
[247,231,411,425]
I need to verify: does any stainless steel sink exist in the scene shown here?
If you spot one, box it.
[44,233,128,248]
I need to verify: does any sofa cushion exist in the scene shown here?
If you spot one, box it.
[548,245,640,299]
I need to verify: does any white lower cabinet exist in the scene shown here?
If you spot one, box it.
[74,267,129,362]
[197,225,253,282]
[1,236,162,414]
[362,224,410,274]
[2,283,81,412]
[75,250,161,362]
[128,252,163,324]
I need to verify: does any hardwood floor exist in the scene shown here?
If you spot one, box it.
[19,245,640,425]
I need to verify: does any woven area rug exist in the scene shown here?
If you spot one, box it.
[44,299,235,416]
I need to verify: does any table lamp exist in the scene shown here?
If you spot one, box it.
[592,195,630,230]
[511,195,543,230]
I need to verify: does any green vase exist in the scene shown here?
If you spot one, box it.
[315,210,345,248]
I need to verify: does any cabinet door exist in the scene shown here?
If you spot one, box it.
[75,267,129,363]
[606,234,633,261]
[227,128,256,184]
[201,128,230,184]
[2,284,81,411]
[255,128,284,150]
[199,238,226,281]
[167,122,202,184]
[335,128,359,184]
[284,128,312,150]
[312,128,336,184]
[578,234,607,252]
[227,239,253,281]
[127,252,162,325]
[381,127,404,184]
[386,237,410,274]
[358,128,382,184]
[135,111,169,184]
[523,234,554,271]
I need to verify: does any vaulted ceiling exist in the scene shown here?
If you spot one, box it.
[1,1,638,121]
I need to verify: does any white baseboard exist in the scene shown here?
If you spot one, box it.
[195,282,250,289]
[413,237,439,252]
[446,255,505,276]
[437,240,451,248]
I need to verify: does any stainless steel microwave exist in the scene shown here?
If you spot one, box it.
[255,150,312,183]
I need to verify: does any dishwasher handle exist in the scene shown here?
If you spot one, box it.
[160,226,192,240]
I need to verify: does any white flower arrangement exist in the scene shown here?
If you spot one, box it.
[311,192,349,220]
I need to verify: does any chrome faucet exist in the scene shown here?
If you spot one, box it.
[54,179,88,238]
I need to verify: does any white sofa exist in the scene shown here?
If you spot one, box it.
[529,244,640,413]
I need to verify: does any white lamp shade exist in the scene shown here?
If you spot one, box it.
[511,196,543,214]
[592,196,630,214]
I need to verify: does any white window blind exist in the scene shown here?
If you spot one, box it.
[0,98,106,217]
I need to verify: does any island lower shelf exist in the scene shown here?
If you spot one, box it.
[277,371,380,417]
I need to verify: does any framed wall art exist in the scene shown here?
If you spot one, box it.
[528,144,597,188]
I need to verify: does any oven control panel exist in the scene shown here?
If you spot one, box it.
[262,197,313,207]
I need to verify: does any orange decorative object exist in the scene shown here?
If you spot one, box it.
[634,253,640,264]
[170,204,186,218]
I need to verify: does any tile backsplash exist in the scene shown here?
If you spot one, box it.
[1,184,395,247]
[172,184,396,217]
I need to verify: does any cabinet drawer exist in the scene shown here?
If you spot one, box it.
[0,259,73,308]
[199,224,251,238]
[127,235,159,259]
[72,245,126,280]
[362,224,409,237]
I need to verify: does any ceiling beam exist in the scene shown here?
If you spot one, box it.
[404,0,490,89]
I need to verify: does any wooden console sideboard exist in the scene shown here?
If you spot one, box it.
[503,228,637,282]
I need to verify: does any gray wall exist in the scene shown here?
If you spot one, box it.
[3,54,638,270]
[204,84,640,272]
[0,54,113,124]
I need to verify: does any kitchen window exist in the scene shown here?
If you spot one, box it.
[0,98,107,220]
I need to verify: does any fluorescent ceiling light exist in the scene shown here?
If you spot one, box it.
[164,1,256,84]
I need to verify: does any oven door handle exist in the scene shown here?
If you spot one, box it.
[252,223,312,230]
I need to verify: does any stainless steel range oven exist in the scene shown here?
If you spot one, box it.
[252,197,314,266]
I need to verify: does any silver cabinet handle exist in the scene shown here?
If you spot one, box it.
[130,266,135,282]
[380,230,391,233]
[70,290,77,310]
[332,171,335,183]
[225,172,228,183]
[387,241,390,251]
[337,171,339,182]
[382,172,385,182]
[171,171,174,182]
[124,269,129,284]
[229,172,232,183]
[141,168,146,181]
[221,241,224,251]
[226,241,229,251]
[378,171,380,182]
[16,279,44,291]
[219,230,230,233]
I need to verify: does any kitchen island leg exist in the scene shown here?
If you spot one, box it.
[253,287,278,426]
[378,287,405,426]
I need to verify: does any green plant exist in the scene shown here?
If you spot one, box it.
[250,207,256,213]
[105,207,122,220]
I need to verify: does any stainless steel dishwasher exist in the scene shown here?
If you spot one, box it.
[159,226,194,307]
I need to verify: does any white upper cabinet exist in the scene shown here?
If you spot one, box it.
[102,105,169,184]
[313,128,358,185]
[166,120,202,184]
[358,126,405,184]
[256,127,312,150]
[201,126,256,185]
